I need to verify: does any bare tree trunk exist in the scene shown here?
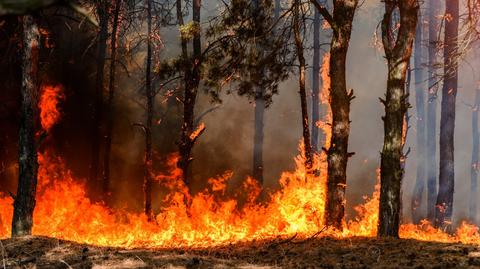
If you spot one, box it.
[311,6,322,154]
[12,14,40,237]
[435,0,458,229]
[470,87,480,224]
[411,8,426,224]
[103,0,122,199]
[310,0,358,229]
[89,1,108,188]
[378,0,418,238]
[293,0,312,169]
[178,0,202,187]
[144,0,154,220]
[426,0,440,223]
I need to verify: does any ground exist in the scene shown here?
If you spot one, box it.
[1,236,480,268]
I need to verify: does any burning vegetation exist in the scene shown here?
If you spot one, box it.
[3,0,480,267]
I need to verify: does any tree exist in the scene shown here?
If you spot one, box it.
[293,0,313,169]
[378,0,418,238]
[103,0,122,199]
[89,0,108,190]
[144,0,154,220]
[177,0,204,187]
[310,0,359,229]
[411,7,426,224]
[311,1,324,154]
[470,82,480,224]
[12,14,40,237]
[426,0,440,223]
[435,0,459,229]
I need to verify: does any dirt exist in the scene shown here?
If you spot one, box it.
[1,236,480,268]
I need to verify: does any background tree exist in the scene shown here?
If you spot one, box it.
[293,0,313,169]
[103,0,122,199]
[426,0,440,223]
[12,14,40,237]
[89,0,108,190]
[411,7,426,224]
[435,0,459,229]
[310,0,359,229]
[378,0,418,238]
[470,79,480,224]
[311,1,326,154]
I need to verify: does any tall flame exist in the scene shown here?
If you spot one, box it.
[39,85,64,132]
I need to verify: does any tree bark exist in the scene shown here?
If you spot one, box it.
[470,87,480,224]
[411,8,426,224]
[310,0,358,229]
[293,0,313,169]
[426,0,440,223]
[12,14,40,237]
[103,0,122,199]
[178,0,202,187]
[378,0,418,238]
[143,0,154,220]
[435,0,458,229]
[89,1,108,189]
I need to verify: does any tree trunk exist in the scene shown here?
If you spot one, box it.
[313,0,358,230]
[144,0,154,220]
[89,1,108,189]
[293,0,313,169]
[12,14,40,237]
[426,0,440,223]
[411,9,426,224]
[178,0,202,187]
[435,0,458,229]
[378,0,418,238]
[103,0,122,199]
[252,0,266,184]
[311,6,322,154]
[470,87,480,224]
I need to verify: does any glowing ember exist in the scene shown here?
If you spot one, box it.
[39,85,64,132]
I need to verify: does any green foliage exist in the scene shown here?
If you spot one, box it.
[202,0,293,106]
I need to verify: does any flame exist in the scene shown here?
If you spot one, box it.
[39,85,64,132]
[2,82,480,248]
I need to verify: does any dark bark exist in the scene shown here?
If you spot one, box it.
[311,6,322,154]
[435,0,458,229]
[470,87,480,223]
[426,0,440,223]
[411,9,426,224]
[293,0,313,169]
[310,0,358,229]
[12,14,40,237]
[89,1,108,189]
[144,0,154,220]
[178,0,202,187]
[378,0,418,238]
[103,0,122,199]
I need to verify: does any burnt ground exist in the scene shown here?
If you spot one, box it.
[1,236,480,269]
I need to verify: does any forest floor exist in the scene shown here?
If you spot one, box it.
[1,235,480,269]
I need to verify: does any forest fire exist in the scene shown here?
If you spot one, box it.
[0,82,478,248]
[4,0,480,267]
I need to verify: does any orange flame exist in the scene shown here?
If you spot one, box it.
[2,81,480,248]
[39,85,64,132]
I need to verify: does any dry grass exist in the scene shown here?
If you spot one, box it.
[1,236,480,268]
